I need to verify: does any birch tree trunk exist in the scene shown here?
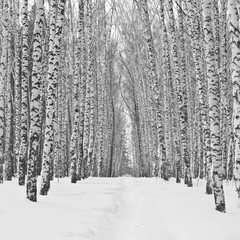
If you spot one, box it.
[177,0,192,187]
[227,0,240,205]
[0,0,9,183]
[97,0,107,177]
[137,0,165,177]
[187,0,212,192]
[40,0,66,195]
[18,0,29,186]
[82,0,94,178]
[213,0,227,179]
[168,0,183,183]
[5,0,12,180]
[160,0,171,181]
[203,0,226,212]
[78,0,87,180]
[40,0,57,194]
[70,3,81,183]
[87,0,95,176]
[220,0,230,181]
[14,0,21,177]
[27,0,44,202]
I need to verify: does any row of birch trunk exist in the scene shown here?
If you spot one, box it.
[114,0,240,213]
[0,0,128,201]
[1,0,240,213]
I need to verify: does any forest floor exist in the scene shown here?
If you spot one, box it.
[0,177,240,240]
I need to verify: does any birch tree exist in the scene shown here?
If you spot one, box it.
[40,0,66,195]
[228,0,240,205]
[220,0,230,180]
[77,0,87,180]
[177,0,192,187]
[168,0,183,183]
[97,0,107,177]
[4,0,13,181]
[186,0,212,192]
[136,0,165,177]
[82,0,94,178]
[14,0,22,177]
[70,0,81,183]
[160,0,171,181]
[203,0,226,212]
[18,0,29,186]
[87,0,95,176]
[0,0,9,183]
[27,0,44,202]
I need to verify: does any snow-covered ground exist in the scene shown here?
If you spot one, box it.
[0,177,240,240]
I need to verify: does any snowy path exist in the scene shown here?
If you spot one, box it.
[102,178,240,240]
[101,178,175,240]
[1,177,240,240]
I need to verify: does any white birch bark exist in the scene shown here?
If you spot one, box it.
[82,0,94,178]
[70,6,81,183]
[18,0,29,186]
[160,0,171,180]
[27,0,44,202]
[77,0,87,180]
[220,1,230,180]
[177,0,192,187]
[137,0,165,177]
[168,0,183,183]
[97,1,107,177]
[186,0,212,192]
[0,0,9,183]
[40,0,66,195]
[87,0,95,176]
[203,0,226,212]
[5,0,12,180]
[14,0,21,176]
[227,0,240,204]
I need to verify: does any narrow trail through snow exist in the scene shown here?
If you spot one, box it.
[102,178,175,240]
[1,177,240,240]
[101,177,240,240]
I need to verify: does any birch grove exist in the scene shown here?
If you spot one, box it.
[0,0,240,212]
